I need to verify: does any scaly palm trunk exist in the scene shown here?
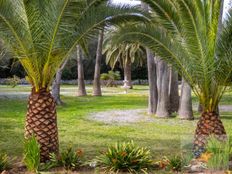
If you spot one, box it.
[77,45,87,96]
[169,67,179,113]
[146,49,158,114]
[193,111,227,158]
[93,29,104,96]
[156,59,170,118]
[25,88,59,162]
[124,59,133,89]
[178,78,193,120]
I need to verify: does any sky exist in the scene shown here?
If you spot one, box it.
[111,0,231,19]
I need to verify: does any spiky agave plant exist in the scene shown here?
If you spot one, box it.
[109,0,232,157]
[0,0,149,161]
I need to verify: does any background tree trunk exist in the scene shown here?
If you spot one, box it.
[169,67,179,113]
[77,45,87,96]
[178,78,193,120]
[156,59,170,118]
[124,59,133,89]
[141,3,158,115]
[52,59,68,105]
[93,29,104,96]
[146,49,158,114]
[25,88,59,162]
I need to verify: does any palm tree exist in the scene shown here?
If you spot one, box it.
[178,78,193,120]
[110,0,232,157]
[52,58,68,105]
[77,45,87,96]
[93,29,104,96]
[0,0,148,161]
[104,39,146,89]
[169,67,179,113]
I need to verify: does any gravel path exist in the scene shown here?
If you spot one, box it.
[88,109,154,124]
[89,106,232,125]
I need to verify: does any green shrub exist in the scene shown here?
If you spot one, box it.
[23,136,40,173]
[100,71,121,87]
[165,155,182,172]
[206,136,232,170]
[49,146,83,170]
[0,154,10,172]
[96,141,152,173]
[6,75,20,87]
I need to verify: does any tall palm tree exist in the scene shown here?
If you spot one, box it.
[110,0,232,157]
[52,58,68,105]
[0,0,148,161]
[103,39,146,89]
[93,29,104,96]
[77,45,87,96]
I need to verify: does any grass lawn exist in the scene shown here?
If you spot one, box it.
[0,85,232,162]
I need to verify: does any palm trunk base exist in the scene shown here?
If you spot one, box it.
[193,112,227,158]
[25,88,59,162]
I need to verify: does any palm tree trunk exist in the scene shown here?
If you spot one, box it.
[51,59,68,105]
[193,111,227,158]
[77,45,87,96]
[146,49,158,114]
[156,59,170,118]
[169,67,179,113]
[124,59,133,89]
[93,29,104,96]
[178,78,193,120]
[25,88,59,162]
[141,3,158,115]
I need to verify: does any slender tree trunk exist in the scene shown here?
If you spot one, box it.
[93,29,104,96]
[25,88,59,162]
[178,78,193,120]
[77,45,87,96]
[193,111,227,158]
[218,0,224,34]
[124,59,133,89]
[156,59,170,118]
[146,49,158,114]
[141,3,158,115]
[169,67,179,113]
[52,59,68,105]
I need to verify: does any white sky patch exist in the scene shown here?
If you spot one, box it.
[111,0,231,19]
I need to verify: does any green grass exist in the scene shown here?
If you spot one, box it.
[0,85,232,163]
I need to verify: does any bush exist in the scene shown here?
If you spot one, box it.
[205,136,232,170]
[6,75,20,87]
[165,156,182,172]
[23,136,40,173]
[100,71,121,87]
[49,146,83,171]
[0,154,10,172]
[96,141,152,173]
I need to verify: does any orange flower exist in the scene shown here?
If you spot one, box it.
[121,151,127,157]
[76,149,84,157]
[198,152,212,162]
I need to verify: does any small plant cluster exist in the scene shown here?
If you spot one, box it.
[95,141,153,173]
[204,136,232,170]
[6,75,20,88]
[154,155,185,172]
[0,153,10,172]
[100,71,121,87]
[23,135,40,173]
[23,136,84,172]
[48,146,84,170]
